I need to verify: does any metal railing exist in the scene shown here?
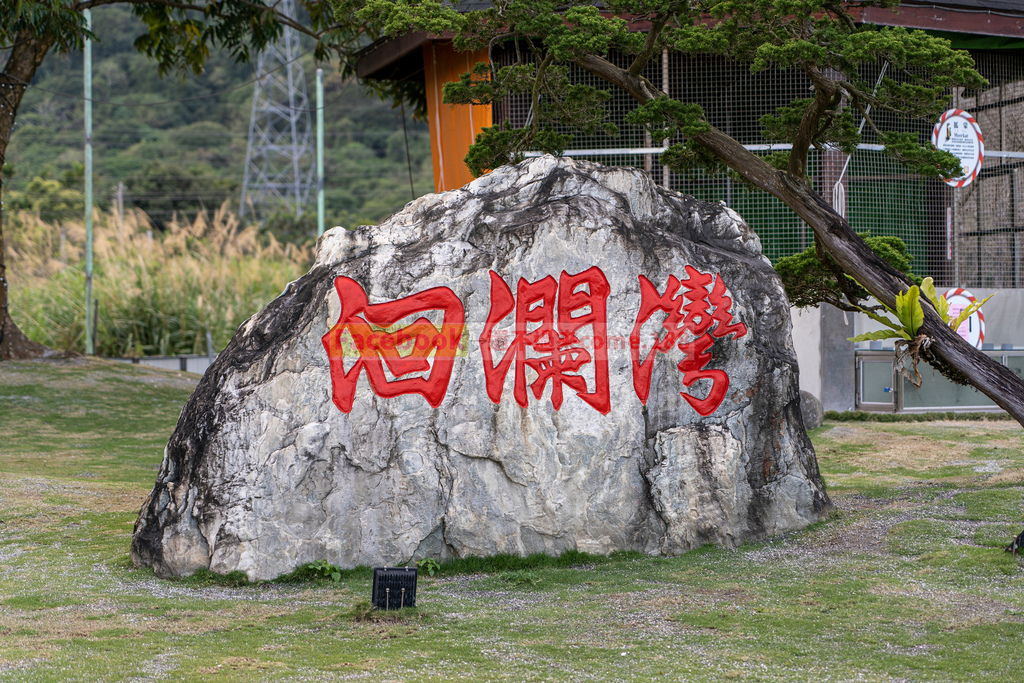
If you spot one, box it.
[110,354,217,376]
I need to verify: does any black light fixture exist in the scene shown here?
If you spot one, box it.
[371,566,418,610]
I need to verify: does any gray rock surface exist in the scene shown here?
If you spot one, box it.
[131,156,832,580]
[800,390,825,430]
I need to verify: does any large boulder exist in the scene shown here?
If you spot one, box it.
[131,156,832,580]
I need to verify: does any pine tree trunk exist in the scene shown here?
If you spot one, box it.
[0,31,56,361]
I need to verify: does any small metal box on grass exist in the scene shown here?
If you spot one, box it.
[371,567,417,610]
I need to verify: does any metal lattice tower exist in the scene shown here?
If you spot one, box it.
[239,0,314,221]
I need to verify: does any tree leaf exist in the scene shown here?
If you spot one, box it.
[859,308,909,336]
[895,286,923,335]
[919,277,950,322]
[848,330,905,342]
[935,293,950,324]
[948,293,995,333]
[920,277,936,302]
[895,290,909,329]
[906,286,924,335]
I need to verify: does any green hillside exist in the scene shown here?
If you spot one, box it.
[5,5,433,237]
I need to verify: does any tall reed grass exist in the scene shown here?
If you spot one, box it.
[6,203,312,356]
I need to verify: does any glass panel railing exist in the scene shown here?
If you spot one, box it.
[1006,355,1024,381]
[860,360,895,405]
[902,364,997,409]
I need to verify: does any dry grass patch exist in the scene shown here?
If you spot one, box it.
[8,203,310,357]
[197,656,288,674]
[324,658,383,671]
[0,474,146,517]
[986,468,1024,485]
[602,589,712,636]
[820,425,975,471]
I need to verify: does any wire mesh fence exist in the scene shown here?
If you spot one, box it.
[498,47,1024,289]
[951,51,1024,289]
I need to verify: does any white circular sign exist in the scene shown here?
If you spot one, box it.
[943,288,985,349]
[931,109,984,188]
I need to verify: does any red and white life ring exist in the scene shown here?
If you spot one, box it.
[942,287,985,349]
[931,109,984,188]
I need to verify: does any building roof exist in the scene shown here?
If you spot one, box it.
[923,0,1023,11]
[856,0,1024,38]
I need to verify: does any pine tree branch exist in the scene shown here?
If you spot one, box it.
[628,13,668,77]
[815,235,864,307]
[791,64,837,179]
[574,53,662,102]
[75,0,335,42]
[531,52,554,136]
[848,94,886,140]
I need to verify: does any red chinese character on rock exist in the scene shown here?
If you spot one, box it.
[630,267,748,416]
[322,277,465,413]
[480,267,611,414]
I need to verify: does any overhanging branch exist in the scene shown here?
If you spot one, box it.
[574,53,662,102]
[791,64,837,178]
[628,14,668,76]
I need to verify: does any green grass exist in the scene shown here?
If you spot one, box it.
[2,359,1024,681]
[888,519,959,556]
[953,489,1024,521]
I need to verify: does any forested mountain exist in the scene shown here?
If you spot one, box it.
[4,5,433,239]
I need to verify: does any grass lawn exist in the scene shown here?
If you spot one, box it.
[1,358,1023,682]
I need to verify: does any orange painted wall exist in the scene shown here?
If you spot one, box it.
[422,42,492,193]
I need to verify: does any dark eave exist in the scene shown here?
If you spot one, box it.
[356,32,432,80]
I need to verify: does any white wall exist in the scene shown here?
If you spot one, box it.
[790,306,822,399]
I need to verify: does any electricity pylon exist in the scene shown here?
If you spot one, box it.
[239,0,314,222]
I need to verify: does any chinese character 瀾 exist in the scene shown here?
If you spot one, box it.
[322,277,465,412]
[630,267,747,416]
[480,267,611,414]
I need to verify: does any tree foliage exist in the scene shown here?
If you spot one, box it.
[4,5,434,237]
[1,0,360,76]
[776,234,921,312]
[344,0,1024,422]
[351,0,982,314]
[352,0,982,183]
